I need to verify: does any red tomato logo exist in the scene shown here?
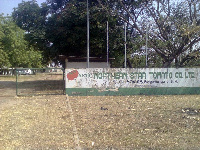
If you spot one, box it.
[67,70,79,80]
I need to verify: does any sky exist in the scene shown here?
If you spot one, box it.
[0,0,46,16]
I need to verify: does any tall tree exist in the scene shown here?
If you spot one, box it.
[46,0,125,65]
[101,0,200,67]
[0,15,43,68]
[12,0,49,63]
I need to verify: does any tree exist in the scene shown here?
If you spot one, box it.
[12,0,126,66]
[44,0,128,68]
[100,0,200,67]
[12,0,49,63]
[0,50,10,68]
[0,15,43,68]
[11,0,142,67]
[46,0,124,58]
[145,0,200,67]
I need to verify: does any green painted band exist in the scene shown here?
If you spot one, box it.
[65,87,200,96]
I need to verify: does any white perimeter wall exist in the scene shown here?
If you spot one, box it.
[65,68,200,89]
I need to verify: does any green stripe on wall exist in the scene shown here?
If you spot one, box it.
[65,87,200,96]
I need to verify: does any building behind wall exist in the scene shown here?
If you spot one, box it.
[59,55,114,68]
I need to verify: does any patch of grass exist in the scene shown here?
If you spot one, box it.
[0,75,16,81]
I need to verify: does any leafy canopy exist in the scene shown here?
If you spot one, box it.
[0,15,43,68]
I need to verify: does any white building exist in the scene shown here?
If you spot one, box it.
[59,55,114,69]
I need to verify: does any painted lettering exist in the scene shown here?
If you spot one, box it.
[175,72,183,78]
[149,72,164,79]
[129,72,146,79]
[162,72,168,79]
[139,72,146,79]
[188,72,195,78]
[169,72,173,79]
[114,72,127,79]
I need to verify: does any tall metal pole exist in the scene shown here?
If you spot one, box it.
[16,69,18,96]
[106,21,109,68]
[145,24,148,68]
[124,23,127,68]
[87,0,90,68]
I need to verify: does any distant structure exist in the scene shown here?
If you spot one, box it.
[59,55,114,68]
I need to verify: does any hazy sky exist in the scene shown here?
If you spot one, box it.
[0,0,46,16]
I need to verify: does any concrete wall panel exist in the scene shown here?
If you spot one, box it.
[65,68,200,96]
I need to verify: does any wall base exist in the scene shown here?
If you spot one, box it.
[65,87,200,96]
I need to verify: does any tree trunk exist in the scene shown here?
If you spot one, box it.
[162,57,174,68]
[175,56,179,68]
[163,61,171,68]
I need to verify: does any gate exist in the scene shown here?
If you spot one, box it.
[16,68,65,96]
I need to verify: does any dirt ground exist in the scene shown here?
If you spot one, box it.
[1,77,200,149]
[69,95,200,149]
[16,73,64,96]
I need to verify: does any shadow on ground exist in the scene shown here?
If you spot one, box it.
[0,81,16,97]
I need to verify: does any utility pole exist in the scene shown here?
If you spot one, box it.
[87,0,90,68]
[107,21,109,68]
[124,23,127,68]
[145,24,148,68]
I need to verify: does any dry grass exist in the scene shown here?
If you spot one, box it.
[0,77,200,149]
[0,96,74,149]
[16,73,64,95]
[70,95,200,149]
[0,95,200,149]
[0,75,16,81]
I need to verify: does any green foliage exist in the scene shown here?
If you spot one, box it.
[12,0,49,63]
[130,55,146,68]
[10,0,130,67]
[45,1,87,57]
[0,49,10,68]
[46,0,125,60]
[9,48,42,68]
[9,0,200,68]
[12,0,42,32]
[0,15,43,68]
